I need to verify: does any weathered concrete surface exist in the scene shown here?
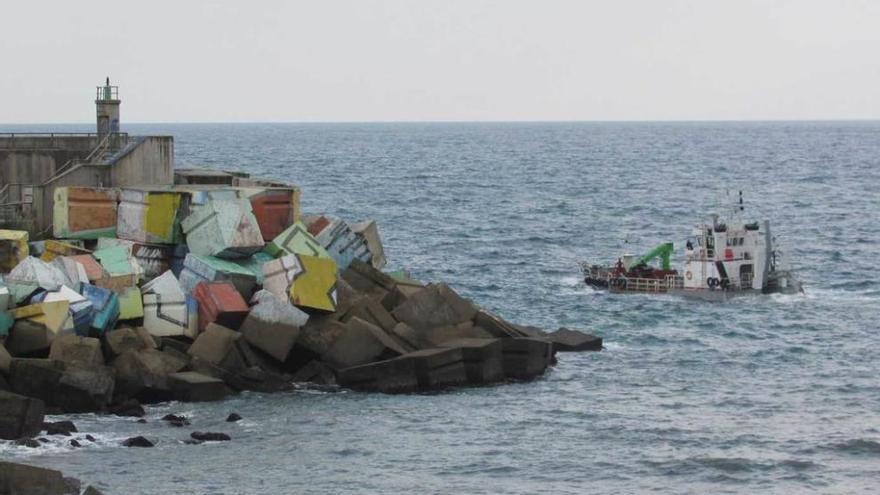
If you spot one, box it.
[140,270,197,339]
[546,327,603,351]
[402,347,469,390]
[117,189,181,244]
[437,338,504,384]
[0,229,29,273]
[48,334,104,369]
[52,187,118,239]
[0,461,69,495]
[188,323,251,372]
[0,390,45,440]
[501,338,554,380]
[194,281,249,333]
[168,371,229,402]
[182,198,263,259]
[337,356,418,394]
[103,327,156,359]
[112,349,187,401]
[179,253,257,299]
[322,317,406,369]
[392,283,478,330]
[350,220,386,270]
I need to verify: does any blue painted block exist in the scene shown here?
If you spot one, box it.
[82,284,120,333]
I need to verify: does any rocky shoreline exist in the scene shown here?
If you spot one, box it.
[1,185,602,493]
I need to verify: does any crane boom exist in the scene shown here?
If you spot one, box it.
[635,242,674,270]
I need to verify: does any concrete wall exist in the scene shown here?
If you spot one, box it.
[0,135,98,186]
[109,136,174,186]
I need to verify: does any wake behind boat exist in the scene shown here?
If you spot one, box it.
[579,192,803,301]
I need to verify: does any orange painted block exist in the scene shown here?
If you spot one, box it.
[193,281,249,333]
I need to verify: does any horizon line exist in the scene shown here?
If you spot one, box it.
[2,118,879,126]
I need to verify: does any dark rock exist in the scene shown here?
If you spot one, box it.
[299,317,347,356]
[136,418,147,424]
[103,327,156,359]
[190,431,230,442]
[63,476,82,494]
[437,338,505,384]
[14,438,40,448]
[322,317,406,369]
[501,338,554,380]
[84,486,105,495]
[108,398,145,417]
[8,358,66,404]
[111,348,187,402]
[168,371,230,402]
[38,437,49,443]
[403,347,468,390]
[121,435,154,447]
[226,413,242,422]
[0,461,68,494]
[43,420,77,436]
[0,390,45,440]
[391,283,478,330]
[159,336,191,355]
[5,320,53,356]
[48,334,104,368]
[338,357,419,394]
[161,413,189,427]
[85,434,96,442]
[69,439,81,448]
[183,438,203,445]
[546,327,603,351]
[53,365,115,413]
[0,343,11,375]
[290,360,336,386]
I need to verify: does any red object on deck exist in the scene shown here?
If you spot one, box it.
[249,190,295,241]
[193,281,250,333]
[724,248,734,260]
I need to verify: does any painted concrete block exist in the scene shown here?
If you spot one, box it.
[0,230,29,273]
[66,255,106,282]
[232,251,274,285]
[118,286,145,321]
[52,187,118,239]
[351,220,387,270]
[117,189,182,244]
[39,240,91,262]
[140,271,198,339]
[50,257,90,289]
[36,286,92,334]
[94,245,143,281]
[179,253,257,299]
[306,216,371,270]
[12,299,72,335]
[265,221,330,259]
[262,253,337,312]
[243,188,299,241]
[6,257,66,293]
[81,284,119,334]
[193,281,249,333]
[181,198,263,259]
[96,238,173,281]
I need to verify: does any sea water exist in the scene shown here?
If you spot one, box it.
[2,121,879,494]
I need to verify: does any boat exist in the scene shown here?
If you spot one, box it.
[579,192,803,300]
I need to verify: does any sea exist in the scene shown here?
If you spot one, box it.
[2,121,879,494]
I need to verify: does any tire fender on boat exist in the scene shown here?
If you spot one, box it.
[686,271,692,280]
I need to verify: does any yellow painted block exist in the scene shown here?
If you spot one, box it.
[289,254,337,312]
[119,286,145,320]
[144,192,181,238]
[40,240,91,262]
[29,300,71,334]
[11,303,44,320]
[0,229,28,272]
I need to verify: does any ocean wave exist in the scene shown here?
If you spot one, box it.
[823,438,880,455]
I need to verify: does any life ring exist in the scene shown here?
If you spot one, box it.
[686,271,692,280]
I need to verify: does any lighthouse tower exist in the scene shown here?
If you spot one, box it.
[95,77,121,138]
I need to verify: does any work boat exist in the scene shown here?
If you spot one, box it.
[580,195,803,300]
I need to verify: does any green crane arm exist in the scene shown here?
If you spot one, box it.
[635,242,674,270]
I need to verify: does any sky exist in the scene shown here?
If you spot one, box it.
[1,0,878,123]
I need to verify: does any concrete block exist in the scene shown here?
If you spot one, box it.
[264,221,331,259]
[36,286,92,333]
[194,281,249,333]
[52,186,118,239]
[168,371,230,402]
[340,259,397,299]
[182,198,263,259]
[5,320,54,355]
[424,321,494,347]
[179,253,257,300]
[118,286,145,320]
[97,238,174,281]
[232,251,274,285]
[392,283,478,330]
[501,338,553,380]
[306,215,371,270]
[39,240,91,262]
[54,365,115,413]
[337,356,418,394]
[187,323,250,371]
[67,254,106,282]
[8,358,65,403]
[263,253,338,312]
[140,271,198,339]
[240,315,300,363]
[402,347,468,390]
[103,327,155,358]
[298,316,347,356]
[0,229,29,273]
[112,349,187,400]
[0,462,68,495]
[48,334,104,368]
[15,299,72,335]
[117,189,182,244]
[547,327,603,351]
[350,220,386,270]
[6,257,67,292]
[0,285,9,311]
[0,343,10,374]
[94,244,143,284]
[245,187,299,241]
[322,316,406,369]
[437,338,504,384]
[81,284,120,334]
[290,360,336,385]
[473,310,530,338]
[0,390,45,440]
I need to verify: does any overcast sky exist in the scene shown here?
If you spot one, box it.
[2,0,878,123]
